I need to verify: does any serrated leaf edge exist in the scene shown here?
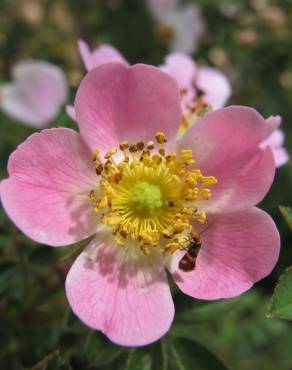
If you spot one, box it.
[268,265,292,320]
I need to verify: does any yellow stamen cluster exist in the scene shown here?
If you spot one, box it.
[89,132,217,255]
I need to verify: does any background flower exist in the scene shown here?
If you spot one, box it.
[147,0,205,53]
[76,40,231,112]
[0,61,67,128]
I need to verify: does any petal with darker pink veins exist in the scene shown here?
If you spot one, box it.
[168,208,280,299]
[66,236,174,346]
[75,62,181,154]
[179,106,276,213]
[0,128,97,246]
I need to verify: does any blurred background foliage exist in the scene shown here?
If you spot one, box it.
[1,0,292,369]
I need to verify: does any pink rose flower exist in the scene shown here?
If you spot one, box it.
[0,60,67,128]
[147,0,205,53]
[1,62,280,346]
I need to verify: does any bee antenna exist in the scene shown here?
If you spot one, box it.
[199,221,215,236]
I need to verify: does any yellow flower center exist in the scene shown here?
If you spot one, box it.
[128,182,162,216]
[89,132,217,255]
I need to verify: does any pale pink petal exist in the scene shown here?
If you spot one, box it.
[263,129,285,147]
[179,106,275,213]
[196,66,231,109]
[260,116,289,167]
[160,52,196,112]
[66,105,76,121]
[66,235,174,346]
[0,128,97,246]
[0,60,67,128]
[78,39,128,71]
[75,62,181,153]
[271,147,289,167]
[147,0,177,19]
[265,115,282,135]
[169,207,280,299]
[273,148,290,167]
[165,5,205,54]
[160,52,196,89]
[261,129,289,167]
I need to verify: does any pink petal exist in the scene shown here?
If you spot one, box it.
[66,105,76,121]
[160,52,196,111]
[169,207,280,299]
[196,66,231,109]
[0,128,97,246]
[262,129,285,148]
[166,5,205,54]
[271,147,289,167]
[265,115,282,135]
[75,62,181,153]
[78,39,128,71]
[147,0,177,19]
[160,53,197,88]
[179,106,275,213]
[261,116,289,167]
[66,236,174,346]
[0,60,67,128]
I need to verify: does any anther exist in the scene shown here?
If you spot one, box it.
[152,154,162,165]
[119,141,129,150]
[155,131,167,144]
[104,148,117,159]
[158,147,166,156]
[129,144,138,153]
[89,190,97,201]
[95,163,103,175]
[117,162,128,171]
[92,149,100,161]
[146,141,155,150]
[141,245,150,255]
[104,160,113,170]
[137,142,145,151]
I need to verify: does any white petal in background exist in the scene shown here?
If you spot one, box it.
[0,60,67,128]
[196,66,232,110]
[147,0,205,53]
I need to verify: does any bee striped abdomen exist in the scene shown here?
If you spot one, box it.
[179,239,202,272]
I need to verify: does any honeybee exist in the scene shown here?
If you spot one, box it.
[178,223,213,272]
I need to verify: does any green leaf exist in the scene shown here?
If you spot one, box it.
[279,206,292,230]
[151,340,169,370]
[268,266,292,320]
[176,299,240,323]
[30,350,72,370]
[0,260,16,294]
[125,348,152,370]
[168,338,229,370]
[83,332,124,366]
